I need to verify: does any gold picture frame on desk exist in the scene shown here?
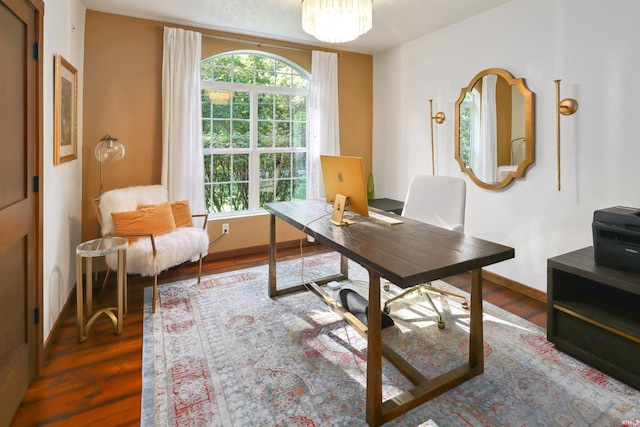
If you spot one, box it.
[54,54,78,164]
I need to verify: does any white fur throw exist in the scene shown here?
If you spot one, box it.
[98,185,209,276]
[99,185,168,235]
[104,226,209,277]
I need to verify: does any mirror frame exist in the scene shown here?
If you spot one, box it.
[454,68,535,190]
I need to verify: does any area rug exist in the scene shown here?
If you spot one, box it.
[141,252,640,426]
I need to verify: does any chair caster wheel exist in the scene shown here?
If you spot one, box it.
[383,306,390,314]
[461,301,468,309]
[437,320,445,329]
[383,283,390,291]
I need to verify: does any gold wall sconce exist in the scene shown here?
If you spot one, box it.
[554,80,579,191]
[429,99,445,175]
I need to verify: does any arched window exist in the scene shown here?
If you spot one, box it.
[200,51,310,215]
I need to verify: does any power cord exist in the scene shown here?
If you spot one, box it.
[300,206,368,378]
[299,209,332,289]
[208,232,227,247]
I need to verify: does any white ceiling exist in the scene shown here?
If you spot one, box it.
[81,0,514,54]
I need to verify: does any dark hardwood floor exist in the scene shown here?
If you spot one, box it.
[10,243,546,426]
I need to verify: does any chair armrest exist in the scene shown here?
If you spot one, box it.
[191,213,209,230]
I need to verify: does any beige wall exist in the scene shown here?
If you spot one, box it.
[82,11,373,256]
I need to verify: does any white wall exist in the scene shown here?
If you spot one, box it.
[373,0,640,292]
[43,0,86,341]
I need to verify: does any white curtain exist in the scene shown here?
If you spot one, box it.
[161,27,205,213]
[307,50,340,200]
[472,74,498,183]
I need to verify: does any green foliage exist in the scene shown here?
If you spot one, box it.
[459,92,473,166]
[205,154,250,213]
[202,52,308,89]
[201,51,310,214]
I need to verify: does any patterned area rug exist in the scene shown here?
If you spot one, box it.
[141,252,640,426]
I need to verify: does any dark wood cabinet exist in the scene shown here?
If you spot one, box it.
[547,246,640,389]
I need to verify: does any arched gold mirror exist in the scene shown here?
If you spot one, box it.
[454,68,535,190]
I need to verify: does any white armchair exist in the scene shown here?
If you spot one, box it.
[96,185,209,313]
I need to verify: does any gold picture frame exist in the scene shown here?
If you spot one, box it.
[54,54,78,164]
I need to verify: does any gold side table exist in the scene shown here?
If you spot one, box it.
[76,237,128,342]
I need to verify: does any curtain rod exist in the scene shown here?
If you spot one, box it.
[157,27,313,53]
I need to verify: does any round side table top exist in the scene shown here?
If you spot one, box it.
[77,237,128,257]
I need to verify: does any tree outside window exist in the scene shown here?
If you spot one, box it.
[458,91,477,166]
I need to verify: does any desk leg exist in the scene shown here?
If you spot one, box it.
[85,256,93,317]
[268,213,349,299]
[268,214,277,298]
[76,254,85,342]
[366,270,383,426]
[123,249,128,317]
[469,268,484,371]
[340,254,349,279]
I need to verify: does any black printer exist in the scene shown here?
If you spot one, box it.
[592,206,640,272]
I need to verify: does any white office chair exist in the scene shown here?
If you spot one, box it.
[383,175,468,329]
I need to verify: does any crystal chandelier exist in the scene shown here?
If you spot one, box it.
[209,90,231,105]
[301,0,373,43]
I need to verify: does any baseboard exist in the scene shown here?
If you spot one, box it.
[41,286,76,368]
[482,269,546,303]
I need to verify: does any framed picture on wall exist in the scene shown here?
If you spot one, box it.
[54,54,78,164]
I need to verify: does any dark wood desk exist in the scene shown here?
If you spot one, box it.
[264,199,514,426]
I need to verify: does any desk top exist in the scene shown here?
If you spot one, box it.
[265,199,514,288]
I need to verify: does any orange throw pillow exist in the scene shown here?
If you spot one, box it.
[170,200,194,228]
[111,202,176,243]
[138,200,194,228]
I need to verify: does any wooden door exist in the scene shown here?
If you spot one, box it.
[0,0,43,424]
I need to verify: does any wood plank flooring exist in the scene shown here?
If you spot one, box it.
[10,243,546,426]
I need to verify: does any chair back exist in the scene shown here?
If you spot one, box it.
[401,175,466,233]
[98,185,168,235]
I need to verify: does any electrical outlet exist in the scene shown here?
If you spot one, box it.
[222,223,229,234]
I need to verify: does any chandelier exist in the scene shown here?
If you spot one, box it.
[209,90,231,105]
[301,0,373,43]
